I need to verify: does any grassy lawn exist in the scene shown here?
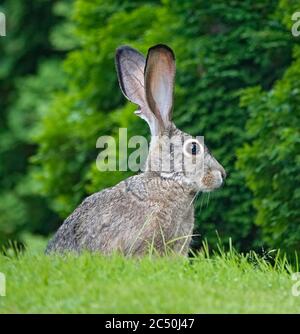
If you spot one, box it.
[0,236,299,314]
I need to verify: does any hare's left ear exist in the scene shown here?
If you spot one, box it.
[115,46,160,136]
[144,44,175,130]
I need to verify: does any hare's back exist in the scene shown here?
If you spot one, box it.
[45,175,152,253]
[46,174,194,254]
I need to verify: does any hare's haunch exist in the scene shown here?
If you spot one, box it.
[46,44,226,256]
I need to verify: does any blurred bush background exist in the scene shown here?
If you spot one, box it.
[0,0,299,254]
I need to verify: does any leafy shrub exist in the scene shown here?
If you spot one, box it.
[0,0,72,244]
[237,46,300,253]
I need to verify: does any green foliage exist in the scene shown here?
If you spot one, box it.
[0,193,27,245]
[0,0,73,244]
[237,46,300,253]
[236,0,300,254]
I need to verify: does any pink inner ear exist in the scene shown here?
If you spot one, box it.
[145,47,175,127]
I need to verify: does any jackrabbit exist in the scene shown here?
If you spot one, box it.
[45,44,226,256]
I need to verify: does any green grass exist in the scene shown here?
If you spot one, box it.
[0,236,300,314]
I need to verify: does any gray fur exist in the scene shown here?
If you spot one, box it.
[46,44,226,256]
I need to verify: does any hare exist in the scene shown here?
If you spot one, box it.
[45,44,226,256]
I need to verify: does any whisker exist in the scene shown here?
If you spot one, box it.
[188,190,200,208]
[198,192,205,215]
[206,192,210,208]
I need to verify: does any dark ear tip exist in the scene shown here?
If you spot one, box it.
[148,44,175,59]
[116,45,132,60]
[115,45,143,58]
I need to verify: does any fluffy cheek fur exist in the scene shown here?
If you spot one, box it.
[200,170,223,192]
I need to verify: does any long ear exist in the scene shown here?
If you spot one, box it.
[144,44,175,130]
[115,46,159,135]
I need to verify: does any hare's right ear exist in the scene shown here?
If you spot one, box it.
[115,46,159,135]
[144,44,175,130]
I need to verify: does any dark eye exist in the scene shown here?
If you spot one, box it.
[186,140,201,155]
[183,139,203,157]
[191,142,198,155]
